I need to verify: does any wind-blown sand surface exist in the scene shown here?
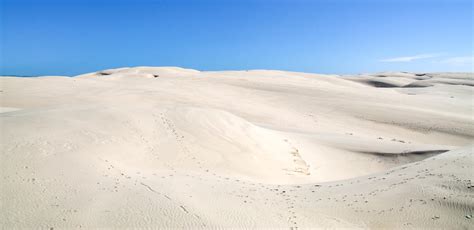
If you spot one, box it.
[1,67,473,229]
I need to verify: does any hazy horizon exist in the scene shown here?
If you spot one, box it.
[1,65,474,78]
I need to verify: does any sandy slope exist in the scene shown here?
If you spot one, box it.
[1,67,473,229]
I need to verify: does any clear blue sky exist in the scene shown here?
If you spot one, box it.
[1,0,472,76]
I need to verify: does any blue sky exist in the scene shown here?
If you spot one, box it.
[1,0,472,76]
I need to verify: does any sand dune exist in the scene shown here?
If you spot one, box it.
[1,67,473,228]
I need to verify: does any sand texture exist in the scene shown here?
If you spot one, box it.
[1,67,473,229]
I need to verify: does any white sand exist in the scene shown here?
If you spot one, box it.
[1,67,473,228]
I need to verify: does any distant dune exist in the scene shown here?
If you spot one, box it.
[1,67,473,228]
